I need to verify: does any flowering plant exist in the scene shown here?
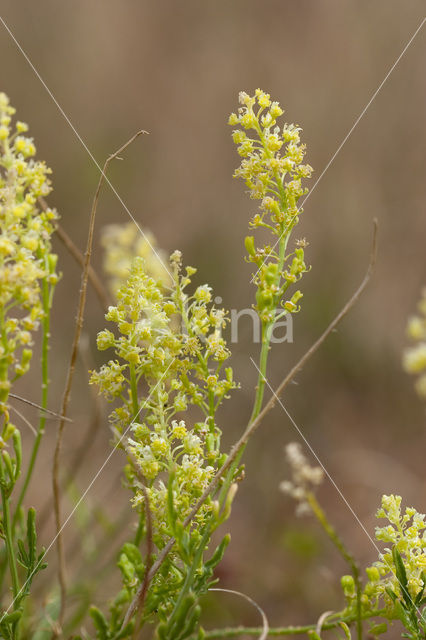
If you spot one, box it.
[0,88,424,640]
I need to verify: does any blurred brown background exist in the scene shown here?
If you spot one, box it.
[1,0,425,634]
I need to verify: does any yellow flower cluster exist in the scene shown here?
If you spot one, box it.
[229,89,312,222]
[0,92,58,419]
[101,221,170,296]
[365,495,426,605]
[230,90,312,323]
[91,251,237,542]
[403,289,426,398]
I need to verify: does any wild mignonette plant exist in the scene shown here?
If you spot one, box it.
[0,88,425,640]
[229,89,311,420]
[0,92,58,637]
[89,250,238,638]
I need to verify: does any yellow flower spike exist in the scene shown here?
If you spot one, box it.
[0,93,58,392]
[93,246,238,543]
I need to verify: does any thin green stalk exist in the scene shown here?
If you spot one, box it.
[13,274,51,530]
[222,225,291,507]
[249,211,291,425]
[200,608,385,638]
[0,456,20,607]
[248,321,272,423]
[306,493,363,640]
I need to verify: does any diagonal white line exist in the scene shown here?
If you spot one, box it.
[250,357,381,553]
[250,357,425,618]
[1,357,176,619]
[250,16,426,284]
[0,15,173,282]
[250,356,422,617]
[304,16,426,205]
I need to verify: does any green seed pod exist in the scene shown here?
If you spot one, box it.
[12,430,22,479]
[265,263,278,285]
[256,289,273,310]
[244,235,256,257]
[2,450,14,483]
[369,623,387,637]
[366,566,380,582]
[341,575,355,595]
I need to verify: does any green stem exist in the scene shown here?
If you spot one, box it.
[0,457,20,607]
[201,609,384,638]
[306,493,363,640]
[13,275,51,530]
[223,219,292,510]
[249,321,272,423]
[249,221,289,424]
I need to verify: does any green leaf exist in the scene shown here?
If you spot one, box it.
[338,622,351,640]
[2,451,15,484]
[392,547,410,606]
[167,593,196,637]
[121,543,142,572]
[1,611,22,625]
[17,538,29,568]
[204,534,230,572]
[369,622,387,637]
[394,600,415,633]
[177,604,201,640]
[385,586,398,603]
[90,606,109,639]
[415,572,426,605]
[27,507,37,566]
[12,431,22,480]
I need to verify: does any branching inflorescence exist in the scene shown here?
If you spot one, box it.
[0,92,58,634]
[90,246,238,636]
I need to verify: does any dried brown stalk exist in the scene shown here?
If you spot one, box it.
[8,393,72,422]
[55,223,112,310]
[39,197,111,311]
[51,130,147,633]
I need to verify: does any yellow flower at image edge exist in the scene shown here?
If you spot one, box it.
[0,91,58,398]
[403,288,426,398]
[364,495,426,604]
